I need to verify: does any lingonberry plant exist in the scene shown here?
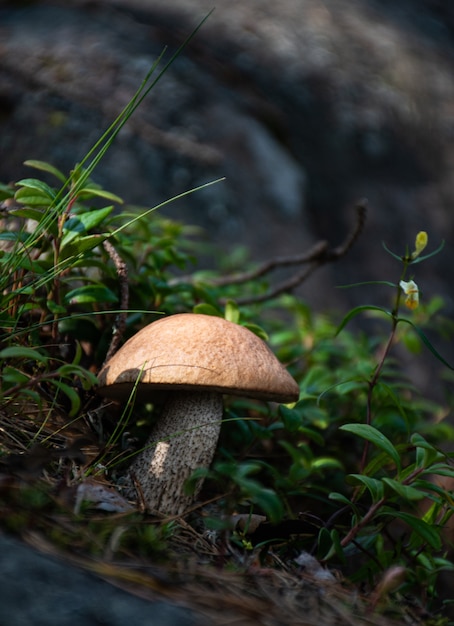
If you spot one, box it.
[0,23,453,624]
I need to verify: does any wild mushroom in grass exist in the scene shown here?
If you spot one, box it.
[97,313,299,516]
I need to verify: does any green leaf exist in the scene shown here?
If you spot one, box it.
[381,477,426,501]
[311,457,343,471]
[15,187,53,208]
[278,405,302,432]
[24,160,67,183]
[251,487,284,524]
[320,528,346,563]
[243,322,269,341]
[224,299,240,324]
[57,364,98,388]
[16,178,56,199]
[0,183,15,200]
[335,306,392,336]
[78,187,123,204]
[411,433,444,468]
[329,491,354,507]
[52,380,81,417]
[382,240,403,261]
[0,346,48,363]
[421,463,454,479]
[381,510,442,550]
[60,233,107,259]
[340,423,401,469]
[46,300,68,315]
[64,284,118,304]
[410,240,445,264]
[0,231,29,243]
[1,366,30,386]
[337,280,396,289]
[9,207,46,222]
[192,303,223,317]
[397,317,454,370]
[63,206,114,235]
[346,474,384,503]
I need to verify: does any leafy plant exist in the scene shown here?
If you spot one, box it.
[0,19,453,625]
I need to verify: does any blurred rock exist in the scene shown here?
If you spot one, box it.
[1,0,454,395]
[0,532,203,626]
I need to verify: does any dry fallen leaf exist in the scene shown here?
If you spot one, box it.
[72,478,135,514]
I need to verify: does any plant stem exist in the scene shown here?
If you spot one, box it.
[358,259,410,476]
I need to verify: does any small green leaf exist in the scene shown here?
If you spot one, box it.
[397,317,454,369]
[422,463,454,479]
[279,405,302,432]
[16,178,56,199]
[251,487,284,524]
[0,346,48,363]
[329,492,354,507]
[382,240,403,261]
[9,207,45,222]
[64,284,118,304]
[24,160,66,183]
[78,187,123,204]
[60,233,107,259]
[52,380,81,417]
[224,299,240,324]
[47,300,68,314]
[193,303,223,317]
[1,366,30,386]
[243,322,269,341]
[63,206,114,235]
[346,474,384,503]
[381,477,426,501]
[337,280,396,289]
[409,240,445,264]
[382,510,442,550]
[317,527,333,559]
[411,433,444,468]
[311,457,343,471]
[0,183,15,200]
[340,423,401,469]
[15,188,53,208]
[336,306,392,336]
[0,231,29,243]
[320,528,346,563]
[57,364,98,388]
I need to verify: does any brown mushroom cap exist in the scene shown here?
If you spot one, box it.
[97,313,299,403]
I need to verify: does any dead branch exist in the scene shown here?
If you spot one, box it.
[219,200,367,305]
[210,240,329,288]
[102,239,129,366]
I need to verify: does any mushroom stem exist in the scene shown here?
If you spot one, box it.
[126,391,222,515]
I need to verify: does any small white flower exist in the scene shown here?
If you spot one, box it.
[400,280,419,310]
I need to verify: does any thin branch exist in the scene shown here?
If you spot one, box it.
[325,199,367,261]
[211,240,329,287]
[102,240,129,365]
[233,263,319,305]
[222,200,367,305]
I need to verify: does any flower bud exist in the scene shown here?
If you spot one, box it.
[412,231,428,259]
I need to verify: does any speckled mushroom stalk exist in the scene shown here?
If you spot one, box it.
[125,391,222,516]
[97,313,299,516]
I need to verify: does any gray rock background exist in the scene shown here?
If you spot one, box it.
[1,3,454,621]
[0,532,204,626]
[1,0,454,392]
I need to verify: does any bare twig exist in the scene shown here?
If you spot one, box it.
[102,239,129,365]
[222,200,367,305]
[211,240,329,288]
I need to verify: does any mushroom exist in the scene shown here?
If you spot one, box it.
[97,313,299,516]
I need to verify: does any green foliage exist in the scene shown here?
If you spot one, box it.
[1,46,453,624]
